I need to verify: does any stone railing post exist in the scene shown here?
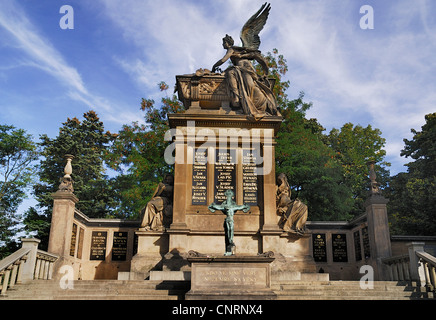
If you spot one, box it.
[407,242,426,286]
[19,238,41,282]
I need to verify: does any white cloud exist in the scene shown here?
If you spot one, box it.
[0,0,136,126]
[97,0,436,173]
[0,2,87,95]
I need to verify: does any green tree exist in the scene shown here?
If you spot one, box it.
[106,82,184,217]
[326,123,391,216]
[257,50,354,220]
[26,111,117,249]
[276,94,354,221]
[0,125,38,258]
[388,113,436,235]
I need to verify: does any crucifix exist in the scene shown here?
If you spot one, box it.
[208,189,250,256]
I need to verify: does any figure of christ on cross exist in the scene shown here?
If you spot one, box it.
[208,189,250,256]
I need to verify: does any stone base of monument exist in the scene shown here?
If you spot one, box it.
[185,255,277,300]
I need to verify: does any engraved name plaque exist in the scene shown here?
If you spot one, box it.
[332,233,348,262]
[192,148,208,205]
[242,149,259,206]
[90,231,107,260]
[214,149,236,203]
[312,233,327,262]
[112,231,128,261]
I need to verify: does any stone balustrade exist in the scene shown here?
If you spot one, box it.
[382,254,410,281]
[382,241,436,293]
[34,250,58,280]
[416,251,436,292]
[0,238,58,296]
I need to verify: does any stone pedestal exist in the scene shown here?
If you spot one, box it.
[128,73,314,279]
[185,255,276,300]
[365,194,391,280]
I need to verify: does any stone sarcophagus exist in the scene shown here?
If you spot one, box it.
[176,70,235,113]
[175,69,275,114]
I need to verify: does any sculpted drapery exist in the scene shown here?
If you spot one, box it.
[211,3,280,120]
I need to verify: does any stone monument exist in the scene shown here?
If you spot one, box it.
[131,2,316,284]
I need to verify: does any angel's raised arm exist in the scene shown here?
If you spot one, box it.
[212,47,234,73]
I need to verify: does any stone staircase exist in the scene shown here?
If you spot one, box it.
[0,279,190,300]
[273,280,435,300]
[1,279,434,300]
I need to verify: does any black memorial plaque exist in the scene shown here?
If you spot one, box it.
[214,149,236,203]
[192,148,208,205]
[112,231,128,261]
[132,233,138,256]
[332,233,348,262]
[70,223,77,257]
[354,230,362,261]
[90,231,107,260]
[312,233,327,262]
[77,227,84,259]
[362,226,371,258]
[242,149,258,206]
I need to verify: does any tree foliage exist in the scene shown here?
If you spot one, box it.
[276,94,354,220]
[0,125,38,257]
[264,50,388,220]
[326,123,391,216]
[388,113,436,235]
[106,83,184,217]
[25,111,117,249]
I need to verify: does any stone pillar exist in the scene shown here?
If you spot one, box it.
[48,191,79,257]
[364,161,392,280]
[170,137,189,232]
[47,154,79,258]
[168,133,190,253]
[20,238,41,282]
[260,140,282,253]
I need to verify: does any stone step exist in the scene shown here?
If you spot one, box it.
[52,295,180,300]
[2,279,433,300]
[273,280,435,300]
[1,279,190,300]
[277,288,415,297]
[275,295,412,300]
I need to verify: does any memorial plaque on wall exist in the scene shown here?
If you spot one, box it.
[90,231,107,260]
[192,148,208,205]
[242,149,258,206]
[70,223,77,257]
[214,149,236,203]
[132,233,138,256]
[332,234,348,262]
[112,232,128,261]
[362,227,371,258]
[77,227,84,259]
[312,234,327,262]
[354,230,362,261]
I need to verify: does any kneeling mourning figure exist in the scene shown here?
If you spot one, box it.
[139,174,174,231]
[276,173,308,235]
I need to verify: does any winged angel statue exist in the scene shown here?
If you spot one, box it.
[211,3,280,120]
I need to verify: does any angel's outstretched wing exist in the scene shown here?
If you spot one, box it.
[239,2,271,50]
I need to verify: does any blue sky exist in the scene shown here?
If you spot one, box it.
[1,0,435,179]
